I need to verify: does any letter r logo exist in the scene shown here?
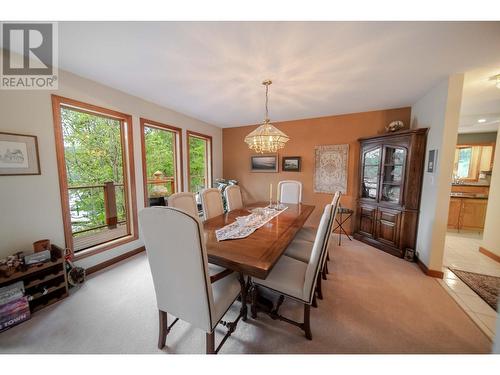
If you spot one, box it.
[2,23,53,75]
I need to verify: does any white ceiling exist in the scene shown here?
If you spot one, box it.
[459,65,500,134]
[57,22,500,128]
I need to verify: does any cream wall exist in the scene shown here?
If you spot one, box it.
[481,130,500,257]
[0,67,222,269]
[411,75,464,271]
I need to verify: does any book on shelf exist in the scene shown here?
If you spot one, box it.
[0,296,30,332]
[0,281,25,305]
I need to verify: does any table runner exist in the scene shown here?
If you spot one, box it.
[215,206,288,241]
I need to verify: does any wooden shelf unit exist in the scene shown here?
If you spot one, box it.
[354,128,428,258]
[0,245,69,314]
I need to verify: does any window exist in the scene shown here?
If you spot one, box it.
[52,95,137,258]
[453,144,495,180]
[187,131,212,193]
[140,118,182,206]
[456,147,472,178]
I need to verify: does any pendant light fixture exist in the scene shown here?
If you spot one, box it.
[244,80,290,153]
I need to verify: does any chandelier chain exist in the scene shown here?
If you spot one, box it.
[265,82,269,121]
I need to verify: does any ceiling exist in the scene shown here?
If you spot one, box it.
[54,22,500,128]
[459,65,500,134]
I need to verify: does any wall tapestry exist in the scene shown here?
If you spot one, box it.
[313,144,348,194]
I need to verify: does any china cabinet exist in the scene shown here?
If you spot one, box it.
[354,128,428,258]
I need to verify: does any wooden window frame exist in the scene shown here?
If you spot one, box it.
[140,118,183,206]
[51,95,138,261]
[186,130,213,192]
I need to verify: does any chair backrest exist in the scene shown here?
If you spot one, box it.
[139,207,215,333]
[168,192,198,217]
[320,191,342,269]
[224,185,243,211]
[303,204,333,303]
[278,180,302,204]
[200,188,224,220]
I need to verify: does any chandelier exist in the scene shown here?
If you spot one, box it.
[244,80,290,153]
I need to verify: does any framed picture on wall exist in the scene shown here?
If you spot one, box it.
[0,132,41,176]
[250,154,278,172]
[282,156,301,172]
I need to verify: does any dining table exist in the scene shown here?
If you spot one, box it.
[203,202,315,320]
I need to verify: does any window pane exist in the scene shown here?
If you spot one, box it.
[361,148,381,199]
[457,148,472,178]
[189,136,208,193]
[143,126,176,205]
[61,107,128,252]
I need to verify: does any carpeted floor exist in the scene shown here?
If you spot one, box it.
[0,237,493,353]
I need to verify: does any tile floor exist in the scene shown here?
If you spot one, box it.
[438,231,500,340]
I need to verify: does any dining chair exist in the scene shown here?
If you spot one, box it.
[284,192,341,299]
[200,188,224,220]
[139,206,244,354]
[224,185,243,211]
[250,204,333,340]
[167,192,198,217]
[296,192,342,242]
[278,180,302,204]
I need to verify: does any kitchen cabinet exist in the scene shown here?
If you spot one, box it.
[448,197,488,231]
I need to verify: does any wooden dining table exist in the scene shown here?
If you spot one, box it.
[203,202,315,319]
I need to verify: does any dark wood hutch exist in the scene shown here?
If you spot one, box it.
[354,128,428,258]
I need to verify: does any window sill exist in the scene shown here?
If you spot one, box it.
[72,234,139,261]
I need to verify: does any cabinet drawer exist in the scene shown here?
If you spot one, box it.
[379,209,399,223]
[360,205,376,217]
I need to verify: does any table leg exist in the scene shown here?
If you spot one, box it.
[238,272,248,321]
[338,211,343,246]
[340,215,353,241]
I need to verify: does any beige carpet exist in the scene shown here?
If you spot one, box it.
[0,237,492,353]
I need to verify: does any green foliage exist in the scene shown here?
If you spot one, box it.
[189,136,207,192]
[144,127,175,195]
[62,108,209,236]
[62,108,126,234]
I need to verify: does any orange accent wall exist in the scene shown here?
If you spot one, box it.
[222,107,412,231]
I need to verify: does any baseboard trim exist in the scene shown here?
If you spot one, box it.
[416,257,444,279]
[479,246,500,264]
[86,246,145,275]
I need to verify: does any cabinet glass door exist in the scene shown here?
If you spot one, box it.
[361,147,381,200]
[381,146,406,204]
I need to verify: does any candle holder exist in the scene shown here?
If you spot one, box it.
[275,201,285,210]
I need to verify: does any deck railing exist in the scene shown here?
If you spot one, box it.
[146,177,176,196]
[68,182,126,236]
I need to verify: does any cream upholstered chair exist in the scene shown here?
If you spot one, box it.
[250,204,333,339]
[200,188,224,220]
[224,185,243,211]
[167,192,198,217]
[139,206,244,354]
[284,192,341,300]
[278,180,302,204]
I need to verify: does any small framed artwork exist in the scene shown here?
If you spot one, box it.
[427,149,438,173]
[250,154,278,172]
[282,156,301,172]
[0,132,41,176]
